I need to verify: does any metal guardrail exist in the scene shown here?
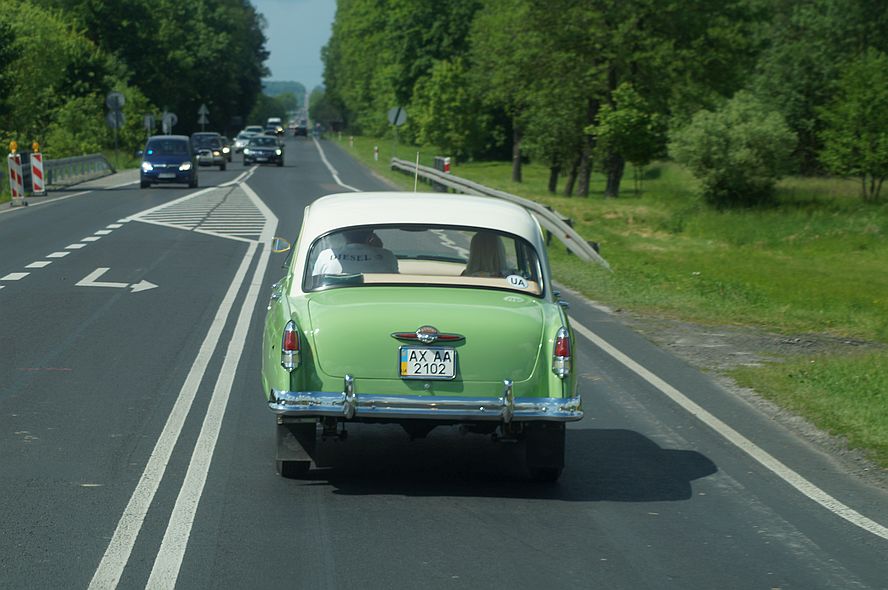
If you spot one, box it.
[45,154,115,187]
[391,157,610,270]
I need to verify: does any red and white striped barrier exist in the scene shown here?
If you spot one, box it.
[30,152,46,195]
[7,153,25,206]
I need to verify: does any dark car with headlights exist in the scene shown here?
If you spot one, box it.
[243,135,284,166]
[191,132,227,171]
[140,135,197,189]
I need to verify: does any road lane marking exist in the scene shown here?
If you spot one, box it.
[312,136,360,192]
[571,319,888,541]
[25,261,52,269]
[76,268,128,289]
[89,173,276,589]
[75,268,158,293]
[87,241,258,590]
[106,224,123,228]
[1,272,29,281]
[146,182,277,587]
[46,251,70,258]
[66,243,87,249]
[82,236,101,242]
[94,229,113,235]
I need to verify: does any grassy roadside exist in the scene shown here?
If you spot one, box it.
[334,134,888,469]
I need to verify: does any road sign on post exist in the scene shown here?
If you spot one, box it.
[162,112,178,135]
[105,92,126,170]
[198,104,209,131]
[105,111,125,129]
[105,92,125,111]
[387,106,407,126]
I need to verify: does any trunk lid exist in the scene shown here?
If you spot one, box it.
[306,287,544,383]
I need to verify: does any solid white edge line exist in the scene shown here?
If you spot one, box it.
[0,189,92,214]
[87,240,259,590]
[145,179,278,587]
[571,319,888,541]
[312,137,360,192]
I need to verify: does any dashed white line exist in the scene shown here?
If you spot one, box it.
[82,237,101,242]
[107,224,123,229]
[1,272,29,281]
[66,244,87,250]
[46,251,70,258]
[25,261,52,269]
[94,230,113,235]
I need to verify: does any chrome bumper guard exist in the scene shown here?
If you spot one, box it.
[269,375,583,422]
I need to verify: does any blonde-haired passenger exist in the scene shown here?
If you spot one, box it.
[462,231,507,278]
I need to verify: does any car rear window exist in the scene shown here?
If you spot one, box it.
[304,225,544,296]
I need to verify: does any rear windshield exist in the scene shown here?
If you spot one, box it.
[304,225,544,296]
[193,136,221,148]
[146,140,188,156]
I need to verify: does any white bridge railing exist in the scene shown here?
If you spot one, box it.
[390,157,610,269]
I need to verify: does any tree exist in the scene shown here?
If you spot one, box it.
[750,0,888,175]
[410,58,483,158]
[0,21,16,124]
[587,83,666,196]
[469,0,539,182]
[669,91,796,208]
[819,49,888,202]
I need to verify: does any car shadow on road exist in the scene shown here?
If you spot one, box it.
[298,426,717,502]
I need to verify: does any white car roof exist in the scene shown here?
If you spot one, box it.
[303,192,543,243]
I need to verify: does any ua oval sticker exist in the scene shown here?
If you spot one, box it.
[506,275,528,289]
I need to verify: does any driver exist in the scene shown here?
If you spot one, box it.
[312,228,399,275]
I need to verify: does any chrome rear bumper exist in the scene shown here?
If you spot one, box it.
[269,375,582,422]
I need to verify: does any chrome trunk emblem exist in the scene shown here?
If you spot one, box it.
[391,325,464,343]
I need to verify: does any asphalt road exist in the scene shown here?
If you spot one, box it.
[1,136,886,589]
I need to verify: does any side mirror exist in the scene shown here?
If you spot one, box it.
[271,237,291,253]
[135,149,144,158]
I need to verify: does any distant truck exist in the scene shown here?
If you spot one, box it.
[266,117,284,136]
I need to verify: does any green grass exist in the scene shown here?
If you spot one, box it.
[730,355,888,466]
[337,134,888,468]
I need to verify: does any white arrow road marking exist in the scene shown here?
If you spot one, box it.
[76,268,157,292]
[129,280,158,293]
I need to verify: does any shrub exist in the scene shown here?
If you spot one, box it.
[669,91,796,208]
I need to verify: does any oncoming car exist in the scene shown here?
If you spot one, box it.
[139,135,197,188]
[243,135,284,166]
[262,192,581,481]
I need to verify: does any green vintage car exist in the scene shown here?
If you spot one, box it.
[262,192,582,481]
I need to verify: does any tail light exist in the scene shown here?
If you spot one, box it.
[552,326,571,378]
[281,320,300,372]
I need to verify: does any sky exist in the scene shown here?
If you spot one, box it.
[250,0,337,90]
